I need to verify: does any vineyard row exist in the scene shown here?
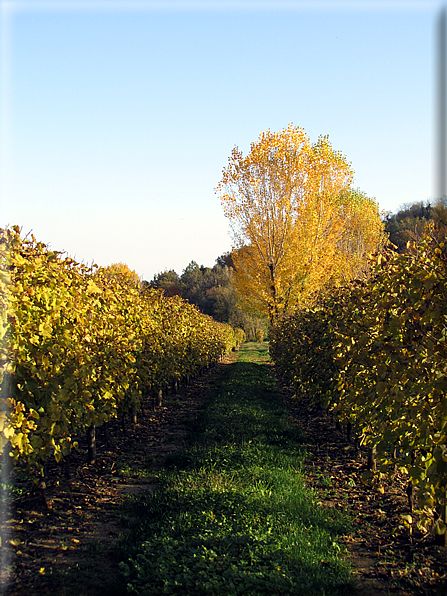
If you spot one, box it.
[270,226,447,542]
[0,226,245,475]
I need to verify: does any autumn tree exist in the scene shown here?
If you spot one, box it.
[102,262,141,289]
[335,188,387,281]
[216,124,385,323]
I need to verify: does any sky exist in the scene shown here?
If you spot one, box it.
[0,0,444,281]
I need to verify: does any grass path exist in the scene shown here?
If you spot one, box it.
[118,343,354,595]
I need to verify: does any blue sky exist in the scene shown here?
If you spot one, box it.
[0,0,443,280]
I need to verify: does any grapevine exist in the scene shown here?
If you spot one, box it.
[0,227,245,476]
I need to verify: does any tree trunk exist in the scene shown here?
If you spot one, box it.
[64,455,71,480]
[104,421,111,449]
[157,389,162,408]
[367,445,376,471]
[435,490,447,547]
[38,463,48,509]
[87,423,96,464]
[406,481,413,513]
[347,421,352,442]
[392,445,398,479]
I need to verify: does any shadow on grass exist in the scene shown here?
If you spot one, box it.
[118,344,355,595]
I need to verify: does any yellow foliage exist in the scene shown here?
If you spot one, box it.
[216,124,385,322]
[103,262,141,288]
[0,226,246,472]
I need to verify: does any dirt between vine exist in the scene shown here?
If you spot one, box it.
[2,351,447,596]
[1,356,236,596]
[277,373,447,596]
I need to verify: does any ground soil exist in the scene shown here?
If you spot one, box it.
[0,359,230,596]
[1,352,447,596]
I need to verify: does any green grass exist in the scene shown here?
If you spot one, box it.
[118,343,354,595]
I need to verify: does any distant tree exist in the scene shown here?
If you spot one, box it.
[180,261,228,317]
[142,255,267,341]
[181,261,205,308]
[384,199,442,253]
[181,260,202,286]
[215,252,235,270]
[335,188,387,282]
[171,256,267,340]
[102,262,141,288]
[431,198,447,236]
[149,269,184,297]
[209,258,269,340]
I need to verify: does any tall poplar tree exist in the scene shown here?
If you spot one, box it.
[216,124,385,323]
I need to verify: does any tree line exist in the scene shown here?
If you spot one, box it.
[145,256,268,342]
[384,197,447,252]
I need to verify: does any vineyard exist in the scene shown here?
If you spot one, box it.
[0,226,245,483]
[2,222,447,595]
[270,226,447,546]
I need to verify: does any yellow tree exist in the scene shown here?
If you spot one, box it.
[102,262,141,289]
[216,124,384,323]
[335,188,387,282]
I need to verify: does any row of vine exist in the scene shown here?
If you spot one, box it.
[0,226,245,475]
[270,226,447,540]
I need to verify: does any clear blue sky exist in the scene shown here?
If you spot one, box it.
[0,0,442,280]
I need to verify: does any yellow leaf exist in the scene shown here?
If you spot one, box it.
[10,538,21,546]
